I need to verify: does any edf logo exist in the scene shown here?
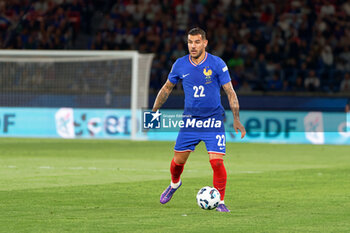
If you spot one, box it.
[143,110,161,129]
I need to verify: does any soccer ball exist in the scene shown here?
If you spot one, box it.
[196,186,220,210]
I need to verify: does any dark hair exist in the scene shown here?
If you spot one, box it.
[188,27,206,40]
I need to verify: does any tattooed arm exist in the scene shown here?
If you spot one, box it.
[152,80,176,112]
[222,81,246,139]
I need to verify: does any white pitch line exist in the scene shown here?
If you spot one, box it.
[9,165,262,175]
[68,167,83,170]
[236,171,262,174]
[39,166,52,169]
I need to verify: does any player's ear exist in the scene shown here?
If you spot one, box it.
[204,39,208,48]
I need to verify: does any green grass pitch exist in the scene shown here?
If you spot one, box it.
[0,138,349,233]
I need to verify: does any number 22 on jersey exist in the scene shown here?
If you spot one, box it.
[193,85,205,98]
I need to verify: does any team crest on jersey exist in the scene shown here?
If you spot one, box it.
[203,66,212,84]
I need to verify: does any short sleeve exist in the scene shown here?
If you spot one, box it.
[216,57,231,86]
[168,60,180,84]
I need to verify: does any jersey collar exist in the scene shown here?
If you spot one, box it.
[189,52,208,67]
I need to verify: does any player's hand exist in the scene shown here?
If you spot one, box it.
[233,119,246,139]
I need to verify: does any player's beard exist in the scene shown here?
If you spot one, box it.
[191,49,204,60]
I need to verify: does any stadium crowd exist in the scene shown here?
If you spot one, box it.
[1,0,350,93]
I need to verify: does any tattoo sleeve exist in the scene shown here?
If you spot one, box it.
[152,80,175,111]
[222,82,240,120]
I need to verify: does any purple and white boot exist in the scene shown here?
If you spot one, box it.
[216,203,230,212]
[160,181,182,204]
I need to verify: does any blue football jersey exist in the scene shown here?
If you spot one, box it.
[168,52,231,118]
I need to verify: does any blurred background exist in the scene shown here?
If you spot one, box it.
[0,0,349,143]
[1,0,350,110]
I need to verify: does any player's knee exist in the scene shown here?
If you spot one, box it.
[209,153,224,161]
[174,159,186,164]
[174,157,186,164]
[173,153,189,164]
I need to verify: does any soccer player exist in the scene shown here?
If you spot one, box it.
[152,27,246,212]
